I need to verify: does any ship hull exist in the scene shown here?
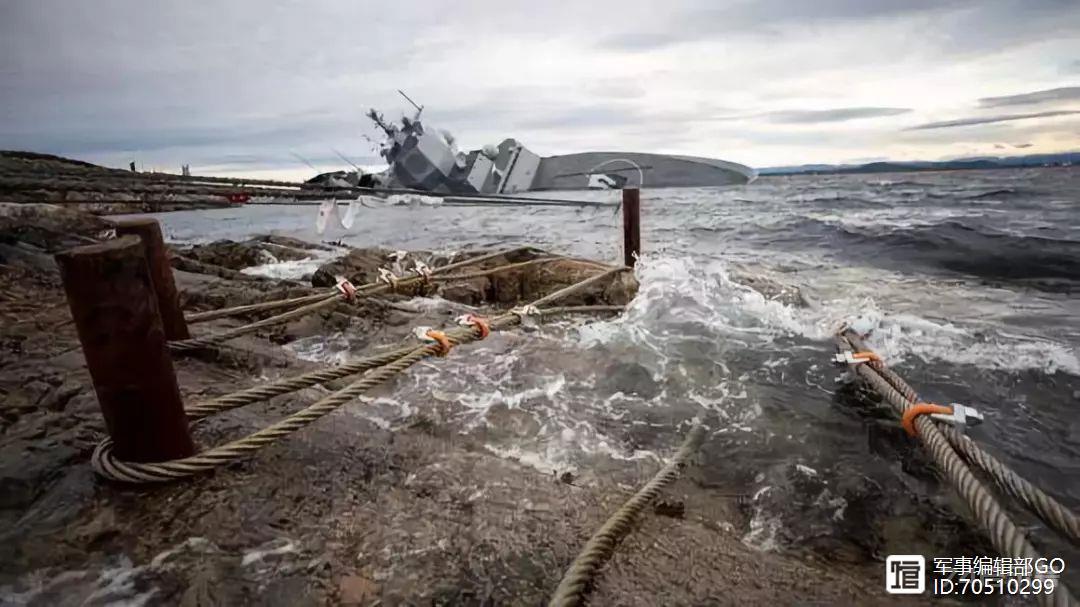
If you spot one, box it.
[531,152,756,190]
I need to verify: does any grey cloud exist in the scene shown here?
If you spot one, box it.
[907,110,1080,130]
[2,0,1078,169]
[978,86,1080,107]
[519,105,645,130]
[601,32,683,52]
[600,0,1079,54]
[765,107,912,124]
[583,80,648,100]
[601,0,963,50]
[203,152,383,171]
[1,108,351,156]
[1014,142,1034,148]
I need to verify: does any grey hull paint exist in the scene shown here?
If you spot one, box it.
[368,105,754,193]
[532,152,756,190]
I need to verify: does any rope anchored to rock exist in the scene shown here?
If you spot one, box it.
[834,329,1077,607]
[92,267,629,484]
[169,248,575,354]
[840,329,1080,546]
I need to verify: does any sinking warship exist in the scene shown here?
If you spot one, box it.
[366,97,755,194]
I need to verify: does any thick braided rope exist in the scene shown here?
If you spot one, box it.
[94,267,629,483]
[168,293,344,352]
[843,331,1080,546]
[186,291,334,324]
[185,247,534,324]
[836,335,1075,607]
[184,304,627,420]
[93,344,436,482]
[170,247,539,352]
[183,343,419,419]
[941,425,1080,545]
[529,267,626,308]
[96,320,504,483]
[434,256,562,281]
[548,423,706,607]
[539,305,626,316]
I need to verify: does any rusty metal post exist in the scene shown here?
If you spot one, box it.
[622,187,641,267]
[55,236,195,463]
[114,217,190,340]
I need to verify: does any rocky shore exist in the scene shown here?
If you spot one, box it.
[0,151,236,214]
[0,203,903,605]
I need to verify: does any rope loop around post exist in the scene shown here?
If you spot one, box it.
[92,266,630,484]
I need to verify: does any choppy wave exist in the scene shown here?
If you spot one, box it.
[789,216,1080,285]
[144,168,1080,564]
[960,187,1020,200]
[240,253,334,280]
[592,255,1080,375]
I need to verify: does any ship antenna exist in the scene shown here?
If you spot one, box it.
[398,89,424,120]
[331,148,362,172]
[289,151,318,172]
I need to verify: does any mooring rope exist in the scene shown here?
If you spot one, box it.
[182,343,420,420]
[842,331,1080,545]
[94,344,437,482]
[548,423,706,607]
[181,303,627,420]
[186,291,334,324]
[835,332,1076,607]
[93,268,628,483]
[169,247,542,352]
[538,305,626,316]
[169,294,345,353]
[434,256,563,281]
[941,425,1080,544]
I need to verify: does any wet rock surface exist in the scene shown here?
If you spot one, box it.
[179,238,315,271]
[0,204,902,606]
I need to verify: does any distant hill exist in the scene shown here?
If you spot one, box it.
[759,151,1080,175]
[0,150,111,171]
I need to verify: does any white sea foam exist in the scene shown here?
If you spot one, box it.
[587,253,1079,376]
[742,486,782,551]
[240,246,343,280]
[0,536,308,606]
[860,313,1080,375]
[284,333,353,364]
[269,250,1074,492]
[0,538,214,607]
[241,538,299,567]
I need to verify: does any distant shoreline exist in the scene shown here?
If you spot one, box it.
[758,151,1078,176]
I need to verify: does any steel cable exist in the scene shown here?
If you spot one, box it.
[836,333,1075,607]
[843,330,1080,545]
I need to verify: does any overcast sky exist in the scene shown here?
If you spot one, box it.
[1,0,1078,179]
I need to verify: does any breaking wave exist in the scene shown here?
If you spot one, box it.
[598,254,1080,376]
